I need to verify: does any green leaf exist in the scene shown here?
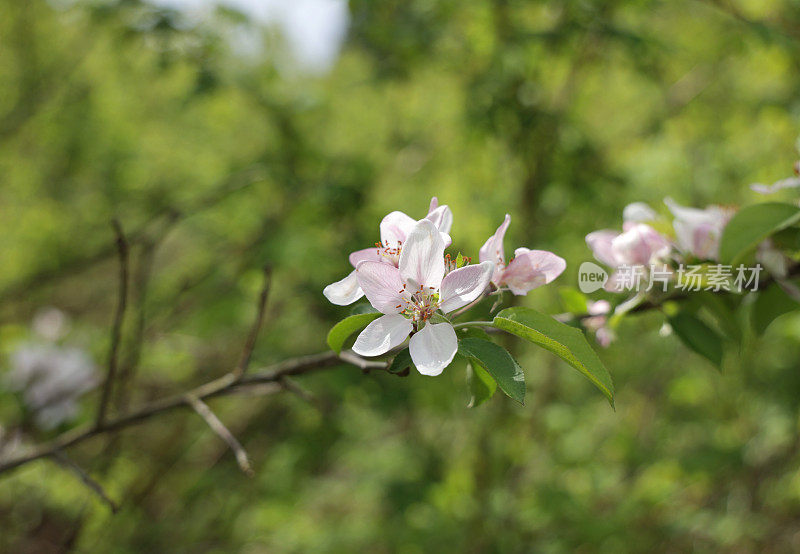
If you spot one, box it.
[694,292,741,342]
[387,348,414,374]
[493,307,614,406]
[467,361,497,407]
[770,227,800,252]
[752,282,800,335]
[458,326,492,341]
[458,337,525,404]
[719,202,800,265]
[350,303,379,315]
[559,287,588,314]
[326,313,382,354]
[668,311,724,368]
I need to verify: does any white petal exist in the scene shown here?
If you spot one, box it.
[352,314,413,357]
[664,197,717,227]
[439,261,494,313]
[479,214,510,267]
[429,197,439,211]
[622,202,656,223]
[501,249,566,295]
[751,177,800,194]
[349,247,383,268]
[585,230,620,267]
[323,271,364,305]
[398,219,446,291]
[380,211,417,246]
[425,205,453,235]
[355,261,408,313]
[409,322,458,376]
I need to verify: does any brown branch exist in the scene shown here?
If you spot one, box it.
[234,266,272,378]
[96,220,130,427]
[184,394,253,476]
[280,377,321,409]
[96,219,128,427]
[0,350,386,476]
[51,450,119,513]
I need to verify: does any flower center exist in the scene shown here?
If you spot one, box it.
[395,282,440,323]
[375,239,403,265]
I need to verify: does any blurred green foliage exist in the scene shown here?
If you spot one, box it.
[1,0,800,551]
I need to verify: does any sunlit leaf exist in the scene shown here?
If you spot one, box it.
[493,307,614,406]
[719,202,800,265]
[326,313,382,354]
[458,337,524,404]
[467,360,496,407]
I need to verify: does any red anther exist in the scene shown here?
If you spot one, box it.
[395,304,402,308]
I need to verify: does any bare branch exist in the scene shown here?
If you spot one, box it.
[234,266,272,378]
[280,377,321,409]
[338,350,388,371]
[0,350,379,476]
[185,394,253,476]
[96,220,130,427]
[51,450,118,513]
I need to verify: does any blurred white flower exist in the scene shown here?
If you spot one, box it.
[5,344,98,430]
[32,307,70,342]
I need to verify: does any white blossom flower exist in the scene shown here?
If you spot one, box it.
[479,214,566,295]
[352,219,493,376]
[323,197,453,305]
[5,344,98,430]
[664,197,735,261]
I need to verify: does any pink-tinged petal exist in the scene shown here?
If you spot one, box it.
[612,224,670,265]
[604,270,625,293]
[349,247,383,268]
[479,214,510,267]
[587,300,611,316]
[352,314,413,357]
[429,197,439,211]
[664,198,733,260]
[501,249,566,295]
[585,230,619,267]
[439,261,494,313]
[595,327,615,348]
[426,205,453,235]
[409,322,458,376]
[323,271,364,306]
[512,248,566,282]
[664,197,713,227]
[380,211,417,246]
[623,202,656,223]
[355,261,408,314]
[398,219,446,291]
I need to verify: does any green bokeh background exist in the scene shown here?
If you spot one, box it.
[1,0,800,552]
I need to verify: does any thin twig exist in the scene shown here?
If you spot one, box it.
[234,266,272,378]
[184,393,253,476]
[0,351,382,476]
[51,450,119,513]
[338,350,389,370]
[280,377,321,409]
[96,220,129,427]
[0,167,264,309]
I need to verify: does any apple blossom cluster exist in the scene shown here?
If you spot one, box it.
[585,198,787,290]
[324,198,566,376]
[582,186,800,349]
